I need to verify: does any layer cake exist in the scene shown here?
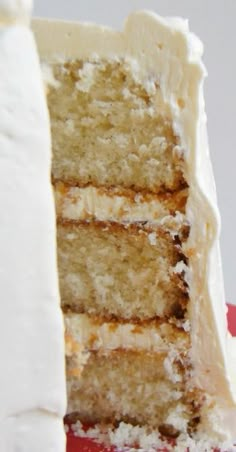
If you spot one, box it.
[33,10,236,450]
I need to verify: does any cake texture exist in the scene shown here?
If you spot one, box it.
[33,11,236,451]
[0,1,66,450]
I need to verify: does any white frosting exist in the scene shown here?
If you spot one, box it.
[65,313,188,353]
[0,412,65,452]
[32,11,236,442]
[0,17,65,452]
[0,0,32,24]
[54,183,186,228]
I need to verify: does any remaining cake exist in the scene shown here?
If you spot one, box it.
[33,11,236,450]
[0,1,66,451]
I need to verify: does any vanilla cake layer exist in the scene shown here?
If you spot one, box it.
[58,221,188,321]
[65,314,197,435]
[66,350,203,434]
[47,59,187,194]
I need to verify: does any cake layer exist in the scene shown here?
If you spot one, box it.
[65,314,196,435]
[54,181,189,239]
[65,313,190,353]
[47,59,187,194]
[58,221,189,321]
[66,350,202,435]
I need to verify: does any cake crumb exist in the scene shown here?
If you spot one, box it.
[148,232,157,246]
[70,420,236,452]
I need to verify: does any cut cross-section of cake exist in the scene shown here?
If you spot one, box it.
[33,11,236,450]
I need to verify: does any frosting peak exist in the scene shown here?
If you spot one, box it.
[0,0,32,24]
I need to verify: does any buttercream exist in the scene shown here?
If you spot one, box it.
[0,0,32,24]
[0,5,66,451]
[65,313,189,353]
[54,183,186,229]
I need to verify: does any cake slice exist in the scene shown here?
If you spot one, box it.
[33,12,236,450]
[0,2,66,450]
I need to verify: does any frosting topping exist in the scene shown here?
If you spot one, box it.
[0,8,65,451]
[0,0,32,24]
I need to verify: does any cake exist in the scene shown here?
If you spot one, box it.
[0,1,66,451]
[1,3,235,450]
[32,12,236,450]
[32,11,236,450]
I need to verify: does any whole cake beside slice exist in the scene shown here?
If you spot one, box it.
[0,1,66,450]
[33,12,236,450]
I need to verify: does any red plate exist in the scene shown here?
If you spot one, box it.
[66,304,236,452]
[67,431,115,452]
[227,303,236,336]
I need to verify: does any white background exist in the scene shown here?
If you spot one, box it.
[34,0,236,305]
